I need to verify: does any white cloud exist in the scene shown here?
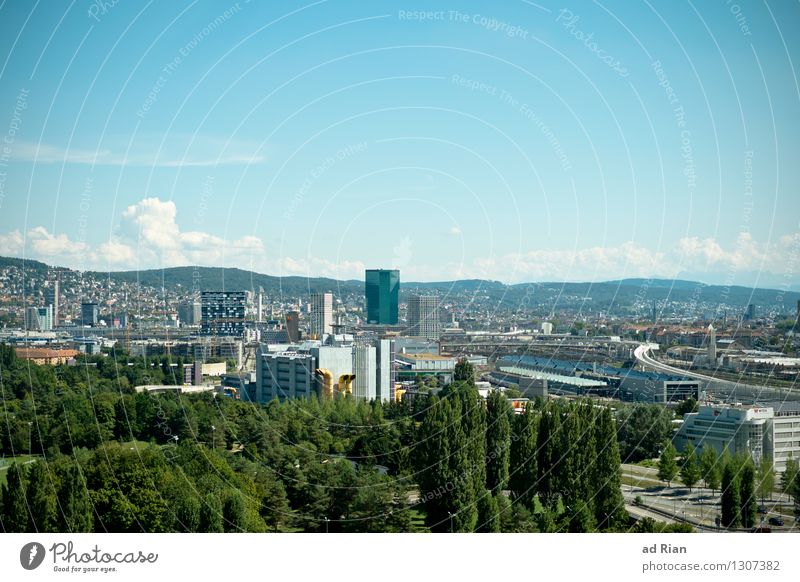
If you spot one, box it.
[447,226,462,236]
[0,230,24,256]
[11,139,265,167]
[0,199,797,285]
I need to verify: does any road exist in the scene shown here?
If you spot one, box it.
[634,344,800,402]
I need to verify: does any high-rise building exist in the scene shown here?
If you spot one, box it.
[25,305,53,331]
[352,345,377,400]
[201,291,246,336]
[407,294,440,339]
[707,324,717,362]
[376,338,395,402]
[44,280,59,327]
[745,303,756,321]
[285,310,301,342]
[81,302,98,327]
[178,301,202,326]
[309,292,333,338]
[365,269,399,325]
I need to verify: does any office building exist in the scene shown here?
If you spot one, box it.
[256,348,317,403]
[707,324,717,362]
[376,338,396,402]
[81,302,99,327]
[365,269,399,325]
[178,301,202,326]
[407,294,441,340]
[25,305,53,331]
[745,303,756,321]
[201,291,246,336]
[44,280,59,327]
[310,292,333,338]
[285,310,301,342]
[675,402,800,472]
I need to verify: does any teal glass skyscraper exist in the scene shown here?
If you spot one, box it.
[365,269,399,324]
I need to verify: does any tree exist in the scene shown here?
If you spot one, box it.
[658,442,678,487]
[680,443,700,490]
[56,464,93,532]
[1,463,29,532]
[199,493,224,532]
[222,490,247,532]
[699,446,721,492]
[739,461,757,529]
[593,407,625,530]
[485,391,511,492]
[756,459,774,504]
[476,491,501,532]
[27,462,57,532]
[675,397,699,417]
[781,457,798,495]
[720,462,740,528]
[453,359,475,384]
[509,404,538,505]
[172,494,201,532]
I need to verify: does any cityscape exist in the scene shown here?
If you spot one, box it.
[0,1,799,566]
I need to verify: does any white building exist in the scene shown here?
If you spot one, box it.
[25,305,53,331]
[407,294,440,340]
[310,292,333,339]
[352,345,377,400]
[675,402,800,471]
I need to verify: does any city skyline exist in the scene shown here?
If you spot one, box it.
[1,2,798,287]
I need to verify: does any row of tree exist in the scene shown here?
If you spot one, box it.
[416,373,626,532]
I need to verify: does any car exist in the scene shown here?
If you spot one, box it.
[757,506,768,514]
[768,517,784,527]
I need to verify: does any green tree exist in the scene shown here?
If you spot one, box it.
[453,359,475,384]
[536,401,561,504]
[593,407,626,530]
[700,446,721,492]
[720,462,740,528]
[485,391,511,492]
[222,490,247,532]
[476,491,501,532]
[679,443,700,490]
[199,493,224,532]
[27,462,57,532]
[56,464,93,532]
[658,442,678,487]
[1,463,29,532]
[756,459,774,504]
[171,494,201,532]
[509,403,538,506]
[739,461,757,529]
[781,457,798,494]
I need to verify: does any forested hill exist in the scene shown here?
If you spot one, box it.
[2,255,798,310]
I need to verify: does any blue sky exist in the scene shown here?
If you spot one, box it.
[0,0,798,286]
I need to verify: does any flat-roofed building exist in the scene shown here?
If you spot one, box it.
[675,402,800,471]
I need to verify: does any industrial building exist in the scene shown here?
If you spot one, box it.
[497,355,702,403]
[675,402,800,472]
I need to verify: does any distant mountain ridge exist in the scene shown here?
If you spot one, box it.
[2,256,798,311]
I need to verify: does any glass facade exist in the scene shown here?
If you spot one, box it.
[365,269,399,324]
